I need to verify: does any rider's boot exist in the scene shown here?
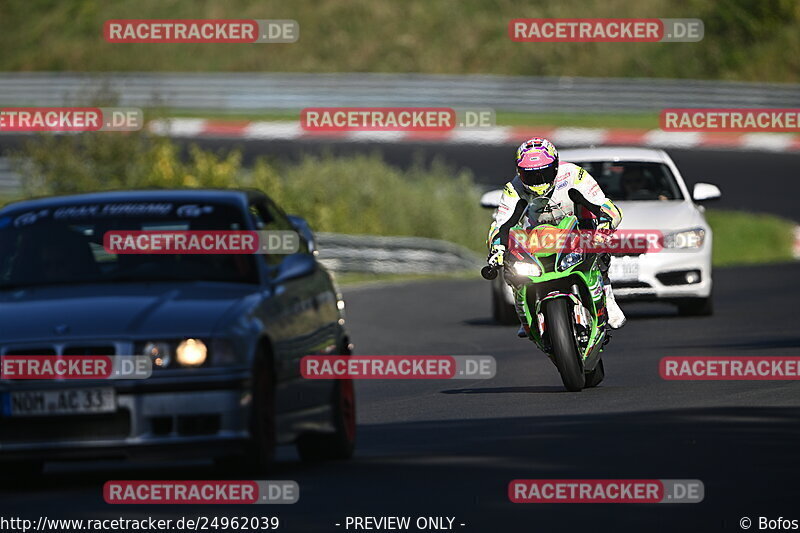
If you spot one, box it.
[604,285,626,329]
[514,295,529,338]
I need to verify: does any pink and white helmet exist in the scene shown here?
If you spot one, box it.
[515,138,559,195]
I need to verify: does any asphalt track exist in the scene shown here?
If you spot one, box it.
[2,262,799,532]
[0,138,798,532]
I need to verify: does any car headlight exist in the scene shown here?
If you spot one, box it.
[143,342,172,368]
[663,228,705,249]
[139,339,234,368]
[512,261,542,277]
[176,339,208,367]
[559,252,583,270]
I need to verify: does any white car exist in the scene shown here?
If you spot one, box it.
[482,147,720,323]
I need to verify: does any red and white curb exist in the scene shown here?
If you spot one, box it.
[794,226,800,260]
[149,119,800,152]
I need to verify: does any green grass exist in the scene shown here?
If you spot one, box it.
[706,209,796,266]
[1,0,798,82]
[254,152,488,253]
[0,194,21,208]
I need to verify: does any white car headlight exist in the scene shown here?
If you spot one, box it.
[512,261,542,277]
[663,228,705,249]
[176,339,208,367]
[559,252,583,270]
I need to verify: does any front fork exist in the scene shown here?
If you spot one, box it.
[512,271,607,358]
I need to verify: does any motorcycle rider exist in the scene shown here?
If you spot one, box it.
[487,138,626,333]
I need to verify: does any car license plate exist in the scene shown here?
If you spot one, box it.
[5,388,116,417]
[609,256,640,281]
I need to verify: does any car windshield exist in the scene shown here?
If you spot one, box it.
[0,201,260,289]
[573,161,684,201]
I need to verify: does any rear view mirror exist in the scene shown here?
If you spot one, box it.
[273,253,316,284]
[692,183,722,202]
[287,215,317,254]
[480,189,503,208]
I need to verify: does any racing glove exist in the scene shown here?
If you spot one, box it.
[591,220,614,249]
[487,244,506,267]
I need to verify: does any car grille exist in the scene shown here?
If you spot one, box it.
[64,345,117,355]
[0,410,131,443]
[4,348,57,355]
[4,345,116,356]
[612,252,642,258]
[614,281,652,289]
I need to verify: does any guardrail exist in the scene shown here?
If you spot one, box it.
[1,72,799,112]
[0,157,20,194]
[315,233,482,274]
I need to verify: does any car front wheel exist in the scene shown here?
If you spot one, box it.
[296,378,356,462]
[216,351,276,473]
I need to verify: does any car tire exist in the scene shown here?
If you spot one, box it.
[296,378,356,462]
[584,359,605,388]
[492,284,518,325]
[217,349,276,474]
[677,296,714,316]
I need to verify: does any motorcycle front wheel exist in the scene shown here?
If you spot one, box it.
[544,298,585,392]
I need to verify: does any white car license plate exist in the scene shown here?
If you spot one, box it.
[6,388,116,417]
[609,256,640,282]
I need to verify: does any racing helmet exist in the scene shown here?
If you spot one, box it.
[516,138,559,196]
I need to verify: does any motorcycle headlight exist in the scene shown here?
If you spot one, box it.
[512,261,542,277]
[663,228,705,249]
[559,252,583,270]
[176,339,208,367]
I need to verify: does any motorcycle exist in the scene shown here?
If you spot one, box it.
[481,190,611,391]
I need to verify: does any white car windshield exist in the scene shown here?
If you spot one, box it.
[574,161,684,201]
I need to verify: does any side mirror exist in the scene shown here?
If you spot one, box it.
[692,183,721,202]
[480,189,503,208]
[287,215,317,255]
[273,253,316,284]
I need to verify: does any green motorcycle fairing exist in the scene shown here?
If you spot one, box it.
[507,214,608,362]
